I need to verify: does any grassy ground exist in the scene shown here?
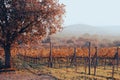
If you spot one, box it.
[1,66,120,80]
[1,57,120,80]
[33,66,120,80]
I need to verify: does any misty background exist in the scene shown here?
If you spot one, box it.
[50,0,120,47]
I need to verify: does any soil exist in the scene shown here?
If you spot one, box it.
[0,70,57,80]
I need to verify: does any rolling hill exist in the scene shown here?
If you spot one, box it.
[52,24,120,40]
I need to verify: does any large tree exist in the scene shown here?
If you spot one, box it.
[0,0,65,68]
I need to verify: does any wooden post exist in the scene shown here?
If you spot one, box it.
[23,52,26,66]
[84,58,87,74]
[104,58,106,70]
[84,58,87,80]
[88,42,91,75]
[74,47,77,65]
[70,46,76,67]
[94,47,98,76]
[48,37,53,68]
[112,59,115,79]
[66,57,69,72]
[74,47,77,72]
[116,47,119,71]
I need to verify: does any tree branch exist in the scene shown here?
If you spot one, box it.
[0,39,4,47]
[9,21,34,44]
[19,21,34,33]
[0,23,3,27]
[10,18,40,44]
[19,18,41,34]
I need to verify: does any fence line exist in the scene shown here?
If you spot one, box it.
[16,42,120,79]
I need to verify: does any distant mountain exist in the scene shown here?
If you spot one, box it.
[100,26,120,35]
[52,24,120,38]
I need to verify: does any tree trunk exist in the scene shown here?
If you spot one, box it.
[4,44,11,68]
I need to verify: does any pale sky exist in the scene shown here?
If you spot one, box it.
[59,0,120,26]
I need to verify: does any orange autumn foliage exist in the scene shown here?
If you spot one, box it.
[0,47,118,58]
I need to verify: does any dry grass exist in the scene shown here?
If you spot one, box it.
[34,66,120,80]
[1,56,120,80]
[10,57,120,80]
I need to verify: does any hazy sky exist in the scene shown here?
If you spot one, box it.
[59,0,120,26]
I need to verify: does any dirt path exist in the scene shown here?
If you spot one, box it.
[0,71,58,80]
